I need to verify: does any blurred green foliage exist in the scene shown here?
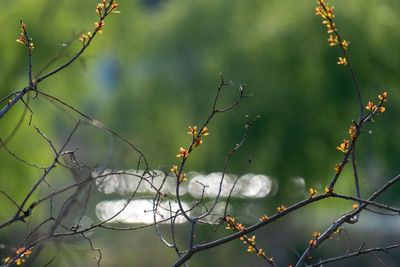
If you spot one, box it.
[1,0,399,266]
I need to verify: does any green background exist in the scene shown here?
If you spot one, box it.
[0,0,399,266]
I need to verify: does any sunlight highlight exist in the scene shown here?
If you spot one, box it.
[93,169,277,199]
[96,199,190,224]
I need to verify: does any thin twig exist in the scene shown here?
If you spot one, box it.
[306,244,399,267]
[296,173,400,266]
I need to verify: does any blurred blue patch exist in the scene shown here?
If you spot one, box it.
[96,55,120,93]
[141,0,162,9]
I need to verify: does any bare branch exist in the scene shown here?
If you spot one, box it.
[306,244,399,267]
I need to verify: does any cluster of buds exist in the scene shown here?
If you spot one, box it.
[333,123,360,173]
[327,34,339,46]
[4,247,32,266]
[378,92,387,103]
[79,32,92,45]
[225,216,237,230]
[365,102,385,114]
[336,139,349,153]
[187,126,197,138]
[334,162,343,174]
[337,56,348,66]
[242,235,255,246]
[170,165,187,182]
[325,186,333,194]
[308,188,317,198]
[341,40,350,50]
[365,101,377,113]
[179,173,187,182]
[316,0,350,65]
[93,0,120,35]
[94,20,105,34]
[259,215,269,222]
[172,126,210,183]
[170,165,178,174]
[176,147,189,159]
[242,236,266,257]
[188,126,209,148]
[276,204,287,213]
[16,22,34,54]
[365,92,387,114]
[311,227,340,245]
[225,217,273,262]
[349,125,356,140]
[327,35,350,51]
[176,126,209,159]
[78,1,120,44]
[315,0,334,21]
[333,126,356,170]
[225,217,245,231]
[96,0,120,17]
[309,232,321,246]
[335,126,356,163]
